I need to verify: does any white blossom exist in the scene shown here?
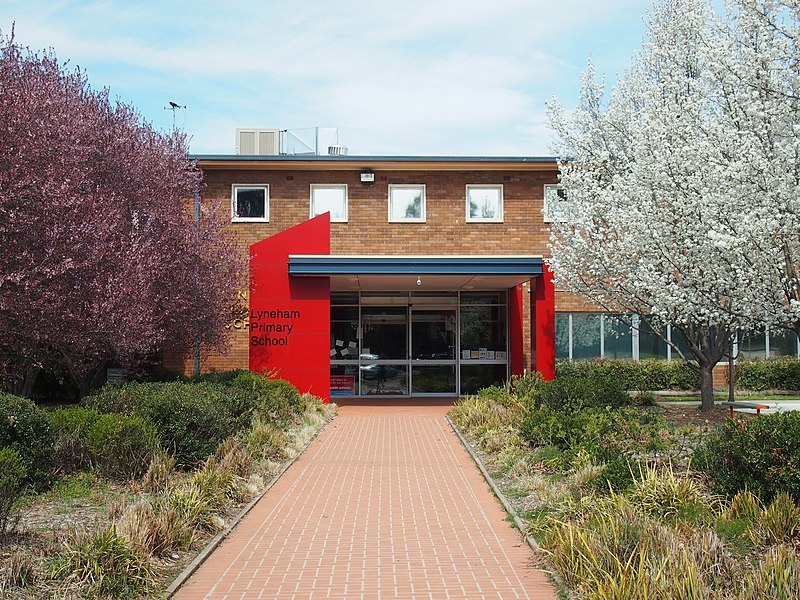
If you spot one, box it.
[547,0,800,409]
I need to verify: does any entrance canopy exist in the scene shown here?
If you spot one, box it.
[288,255,544,291]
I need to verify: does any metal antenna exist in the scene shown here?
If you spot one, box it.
[164,101,186,129]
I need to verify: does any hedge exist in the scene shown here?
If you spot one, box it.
[556,359,699,391]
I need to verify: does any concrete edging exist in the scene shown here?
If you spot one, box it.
[165,412,337,597]
[445,415,540,551]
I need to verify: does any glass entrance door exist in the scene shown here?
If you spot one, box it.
[410,308,457,395]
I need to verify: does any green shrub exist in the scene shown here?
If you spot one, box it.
[195,369,251,384]
[695,411,800,502]
[0,447,27,534]
[84,413,159,479]
[0,392,54,488]
[589,453,641,494]
[556,359,699,391]
[49,406,101,473]
[228,372,305,427]
[737,358,800,391]
[537,373,630,412]
[520,405,667,468]
[141,366,186,383]
[84,382,253,467]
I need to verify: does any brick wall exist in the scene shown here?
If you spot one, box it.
[165,165,559,376]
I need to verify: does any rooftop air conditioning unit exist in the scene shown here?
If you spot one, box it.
[236,128,280,155]
[328,145,348,156]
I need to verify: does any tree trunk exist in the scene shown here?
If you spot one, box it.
[78,361,107,398]
[6,363,40,398]
[699,362,716,411]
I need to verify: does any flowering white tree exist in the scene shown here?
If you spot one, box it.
[547,0,800,409]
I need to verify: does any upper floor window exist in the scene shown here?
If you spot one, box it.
[232,185,268,222]
[388,184,426,222]
[466,185,503,222]
[543,184,570,223]
[311,184,348,222]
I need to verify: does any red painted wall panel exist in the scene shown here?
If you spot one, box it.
[532,265,555,380]
[249,214,331,401]
[509,284,524,377]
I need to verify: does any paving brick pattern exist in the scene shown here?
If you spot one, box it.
[173,402,557,599]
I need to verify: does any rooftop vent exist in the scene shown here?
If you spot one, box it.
[328,145,348,156]
[235,128,280,155]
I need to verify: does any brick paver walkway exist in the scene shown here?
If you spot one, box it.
[173,401,557,599]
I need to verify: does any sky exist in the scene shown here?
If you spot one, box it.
[2,0,662,156]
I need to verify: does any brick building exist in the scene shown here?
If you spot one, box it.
[164,145,794,397]
[166,154,563,400]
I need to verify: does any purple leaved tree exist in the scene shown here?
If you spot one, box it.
[0,32,244,397]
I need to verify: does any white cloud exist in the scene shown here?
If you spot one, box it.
[1,0,654,155]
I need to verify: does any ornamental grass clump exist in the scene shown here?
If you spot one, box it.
[748,492,800,547]
[141,450,177,495]
[628,462,717,522]
[741,544,800,600]
[4,550,36,589]
[51,525,153,598]
[116,502,171,556]
[246,415,290,460]
[0,447,26,535]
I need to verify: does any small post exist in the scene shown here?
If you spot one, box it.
[728,341,735,404]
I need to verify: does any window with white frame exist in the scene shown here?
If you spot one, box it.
[466,185,503,222]
[543,184,571,223]
[232,185,268,222]
[310,184,348,222]
[388,184,425,222]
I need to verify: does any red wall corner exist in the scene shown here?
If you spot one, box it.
[249,214,331,401]
[532,264,555,380]
[509,284,524,378]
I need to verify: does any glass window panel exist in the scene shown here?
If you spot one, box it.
[460,292,506,305]
[361,307,407,360]
[543,184,570,223]
[460,364,508,396]
[467,185,503,222]
[670,327,695,360]
[769,328,797,358]
[412,309,456,360]
[604,315,632,359]
[331,292,359,305]
[460,306,506,353]
[412,365,456,394]
[638,319,668,359]
[331,306,358,321]
[389,186,425,222]
[311,185,347,222]
[555,313,570,359]
[330,316,358,359]
[738,330,766,359]
[361,363,408,395]
[571,314,601,360]
[233,186,267,220]
[330,365,357,397]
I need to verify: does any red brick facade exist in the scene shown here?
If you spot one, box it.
[166,157,559,377]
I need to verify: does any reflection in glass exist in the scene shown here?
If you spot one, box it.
[412,310,455,360]
[412,365,456,394]
[604,315,632,359]
[460,364,507,395]
[389,187,424,221]
[638,319,668,359]
[769,328,798,358]
[571,314,601,359]
[362,307,407,360]
[361,364,408,395]
[555,313,570,359]
[460,306,506,353]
